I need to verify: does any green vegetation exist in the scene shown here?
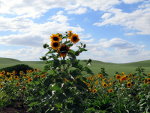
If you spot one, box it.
[0,57,150,75]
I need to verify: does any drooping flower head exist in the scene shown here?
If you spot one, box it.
[58,44,69,57]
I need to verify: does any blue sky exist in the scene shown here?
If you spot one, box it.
[0,0,150,63]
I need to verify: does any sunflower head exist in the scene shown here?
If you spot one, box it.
[91,89,97,93]
[120,75,127,82]
[127,82,133,88]
[144,78,150,84]
[102,82,108,88]
[98,74,103,78]
[70,34,80,44]
[116,74,121,80]
[68,31,73,37]
[51,41,60,50]
[0,84,4,88]
[107,89,113,93]
[16,82,20,86]
[50,34,62,42]
[58,44,69,57]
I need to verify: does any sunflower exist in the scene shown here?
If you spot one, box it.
[50,34,62,42]
[51,41,60,50]
[127,82,133,88]
[107,89,113,93]
[144,78,150,84]
[68,31,73,37]
[58,44,69,57]
[147,78,150,83]
[16,82,20,87]
[69,34,80,43]
[102,82,108,88]
[115,74,121,80]
[120,75,127,82]
[41,74,46,78]
[0,84,4,88]
[14,76,19,80]
[22,86,26,90]
[27,78,32,83]
[98,74,103,78]
[91,89,97,93]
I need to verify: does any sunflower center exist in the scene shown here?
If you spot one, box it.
[53,42,59,47]
[128,83,131,86]
[53,37,59,41]
[73,36,78,41]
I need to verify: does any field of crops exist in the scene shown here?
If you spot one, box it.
[0,31,150,113]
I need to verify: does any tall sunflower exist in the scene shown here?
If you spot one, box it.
[58,44,69,57]
[50,34,62,42]
[69,34,80,44]
[51,41,60,50]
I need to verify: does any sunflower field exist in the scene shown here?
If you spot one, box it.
[0,31,150,113]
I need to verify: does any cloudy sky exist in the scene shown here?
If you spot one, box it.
[0,0,150,63]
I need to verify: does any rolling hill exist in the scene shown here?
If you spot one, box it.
[0,57,150,75]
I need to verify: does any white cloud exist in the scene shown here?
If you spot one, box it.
[67,7,87,14]
[122,0,144,4]
[0,12,84,47]
[0,0,121,18]
[101,13,112,19]
[78,38,147,63]
[77,0,121,11]
[99,38,135,49]
[0,16,33,32]
[0,47,47,61]
[94,6,150,35]
[50,11,69,23]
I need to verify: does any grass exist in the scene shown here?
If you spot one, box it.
[0,57,150,75]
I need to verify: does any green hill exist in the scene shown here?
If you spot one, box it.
[122,60,150,67]
[0,57,21,64]
[0,57,45,69]
[0,57,150,75]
